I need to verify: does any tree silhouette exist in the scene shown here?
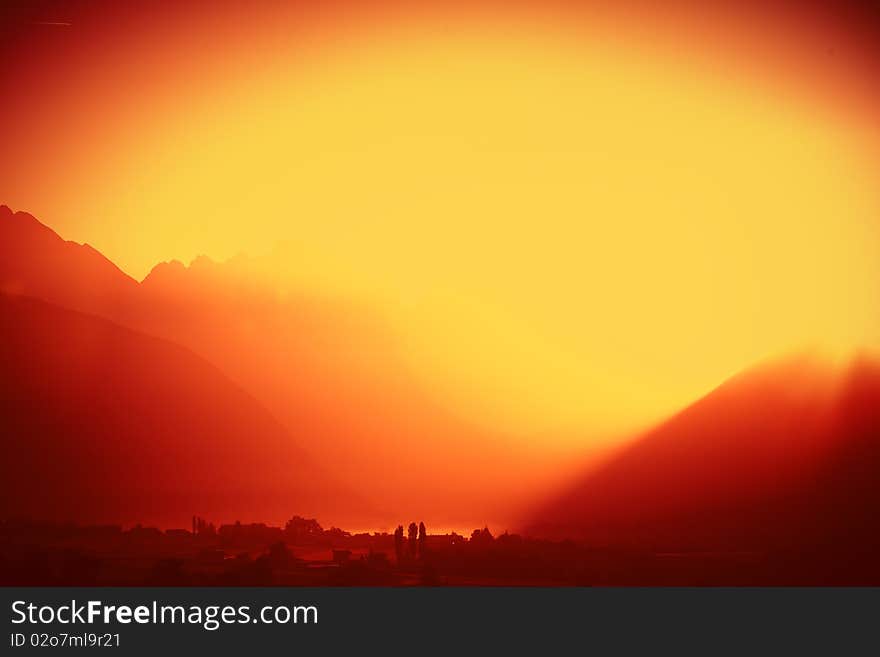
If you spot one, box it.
[418,521,427,558]
[470,527,494,548]
[284,516,323,543]
[407,522,418,558]
[394,525,405,564]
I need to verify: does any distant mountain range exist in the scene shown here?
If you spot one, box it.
[0,205,554,526]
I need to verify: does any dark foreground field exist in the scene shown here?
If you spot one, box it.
[3,518,876,586]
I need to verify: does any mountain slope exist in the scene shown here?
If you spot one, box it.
[0,205,567,526]
[0,294,351,527]
[0,205,137,315]
[526,355,880,555]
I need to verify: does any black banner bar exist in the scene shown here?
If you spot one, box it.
[2,587,878,654]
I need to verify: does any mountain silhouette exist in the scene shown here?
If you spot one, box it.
[0,205,137,315]
[526,354,880,563]
[0,293,353,527]
[0,205,563,526]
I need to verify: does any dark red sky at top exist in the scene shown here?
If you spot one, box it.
[2,1,879,166]
[3,0,880,95]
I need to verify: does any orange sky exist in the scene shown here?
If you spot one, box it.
[2,0,879,439]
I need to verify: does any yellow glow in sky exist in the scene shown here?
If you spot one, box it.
[52,30,880,436]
